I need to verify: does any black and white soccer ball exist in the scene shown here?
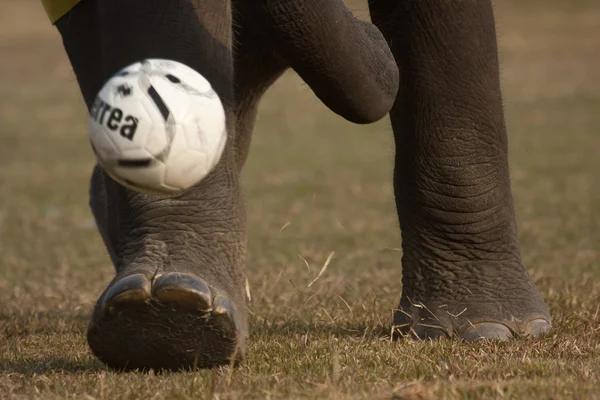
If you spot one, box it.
[88,59,227,194]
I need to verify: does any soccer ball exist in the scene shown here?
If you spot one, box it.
[88,59,227,195]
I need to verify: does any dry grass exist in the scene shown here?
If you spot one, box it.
[1,0,599,398]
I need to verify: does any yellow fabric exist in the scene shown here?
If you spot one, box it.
[42,0,81,24]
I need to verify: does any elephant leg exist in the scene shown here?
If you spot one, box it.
[368,0,551,340]
[231,0,289,171]
[242,0,400,124]
[56,0,248,370]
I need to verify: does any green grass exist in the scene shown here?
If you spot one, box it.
[1,0,599,398]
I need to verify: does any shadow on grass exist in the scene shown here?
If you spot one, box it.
[1,318,390,375]
[0,356,105,375]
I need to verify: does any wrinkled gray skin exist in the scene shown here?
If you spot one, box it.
[54,0,551,371]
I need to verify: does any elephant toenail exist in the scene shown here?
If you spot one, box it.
[152,272,212,311]
[213,295,235,317]
[102,274,151,314]
[524,318,551,337]
[418,326,449,340]
[462,322,513,341]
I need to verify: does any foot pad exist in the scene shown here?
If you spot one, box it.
[87,272,244,371]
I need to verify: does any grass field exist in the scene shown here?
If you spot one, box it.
[1,0,599,398]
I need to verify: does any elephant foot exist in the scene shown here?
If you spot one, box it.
[395,312,551,341]
[87,271,245,371]
[394,258,551,341]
